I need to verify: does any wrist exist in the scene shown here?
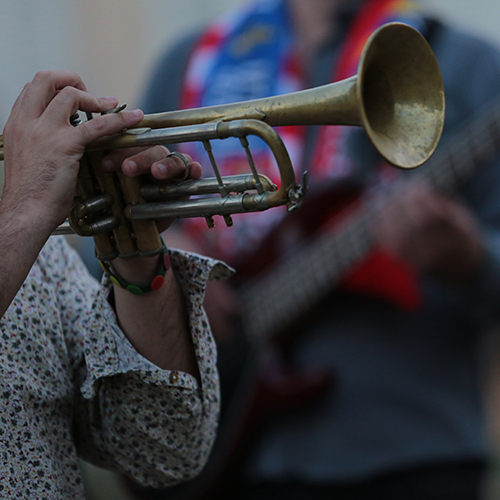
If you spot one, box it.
[100,239,171,296]
[0,195,55,244]
[0,188,67,237]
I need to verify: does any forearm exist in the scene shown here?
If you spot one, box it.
[0,201,51,317]
[111,253,199,377]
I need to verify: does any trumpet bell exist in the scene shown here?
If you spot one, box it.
[135,23,445,170]
[359,22,445,169]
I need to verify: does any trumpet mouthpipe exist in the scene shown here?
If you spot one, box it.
[88,122,222,151]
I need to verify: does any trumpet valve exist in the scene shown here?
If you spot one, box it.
[205,216,215,229]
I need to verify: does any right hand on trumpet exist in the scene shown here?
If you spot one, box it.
[0,69,207,374]
[0,70,177,317]
[1,70,146,236]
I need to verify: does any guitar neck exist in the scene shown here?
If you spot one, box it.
[243,96,500,342]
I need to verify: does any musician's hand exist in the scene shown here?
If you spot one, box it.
[102,146,202,181]
[102,150,205,332]
[2,70,144,233]
[374,182,485,285]
[101,147,202,233]
[99,153,205,377]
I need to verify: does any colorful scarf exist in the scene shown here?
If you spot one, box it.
[180,0,425,309]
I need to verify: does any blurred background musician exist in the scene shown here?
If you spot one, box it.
[137,0,500,499]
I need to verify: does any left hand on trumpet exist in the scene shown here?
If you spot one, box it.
[100,146,202,234]
[101,145,202,182]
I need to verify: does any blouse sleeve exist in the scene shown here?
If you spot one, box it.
[51,237,233,487]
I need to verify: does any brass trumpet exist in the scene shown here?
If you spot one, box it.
[0,22,445,260]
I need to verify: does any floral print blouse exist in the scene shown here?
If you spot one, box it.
[0,236,231,499]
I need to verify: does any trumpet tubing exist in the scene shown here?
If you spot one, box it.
[91,22,444,170]
[0,22,445,260]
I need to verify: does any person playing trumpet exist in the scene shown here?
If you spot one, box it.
[0,70,227,498]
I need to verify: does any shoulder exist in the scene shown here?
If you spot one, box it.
[427,19,500,132]
[432,21,500,103]
[433,22,500,76]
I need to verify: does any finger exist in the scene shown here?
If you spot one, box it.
[100,146,151,173]
[391,186,431,229]
[43,86,120,126]
[102,147,203,179]
[117,146,171,176]
[151,152,202,180]
[376,189,422,251]
[8,81,32,119]
[41,88,143,146]
[16,70,89,119]
[189,161,203,180]
[75,109,144,146]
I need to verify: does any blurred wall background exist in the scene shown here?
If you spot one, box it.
[0,0,499,129]
[0,0,245,127]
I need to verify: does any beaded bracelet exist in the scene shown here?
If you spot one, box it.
[99,239,171,296]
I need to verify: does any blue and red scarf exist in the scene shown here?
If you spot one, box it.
[180,0,426,310]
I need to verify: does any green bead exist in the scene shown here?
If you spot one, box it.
[126,285,144,296]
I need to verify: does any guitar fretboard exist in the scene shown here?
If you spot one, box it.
[242,97,500,342]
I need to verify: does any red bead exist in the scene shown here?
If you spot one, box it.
[151,275,165,291]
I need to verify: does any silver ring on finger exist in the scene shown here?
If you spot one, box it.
[166,151,190,181]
